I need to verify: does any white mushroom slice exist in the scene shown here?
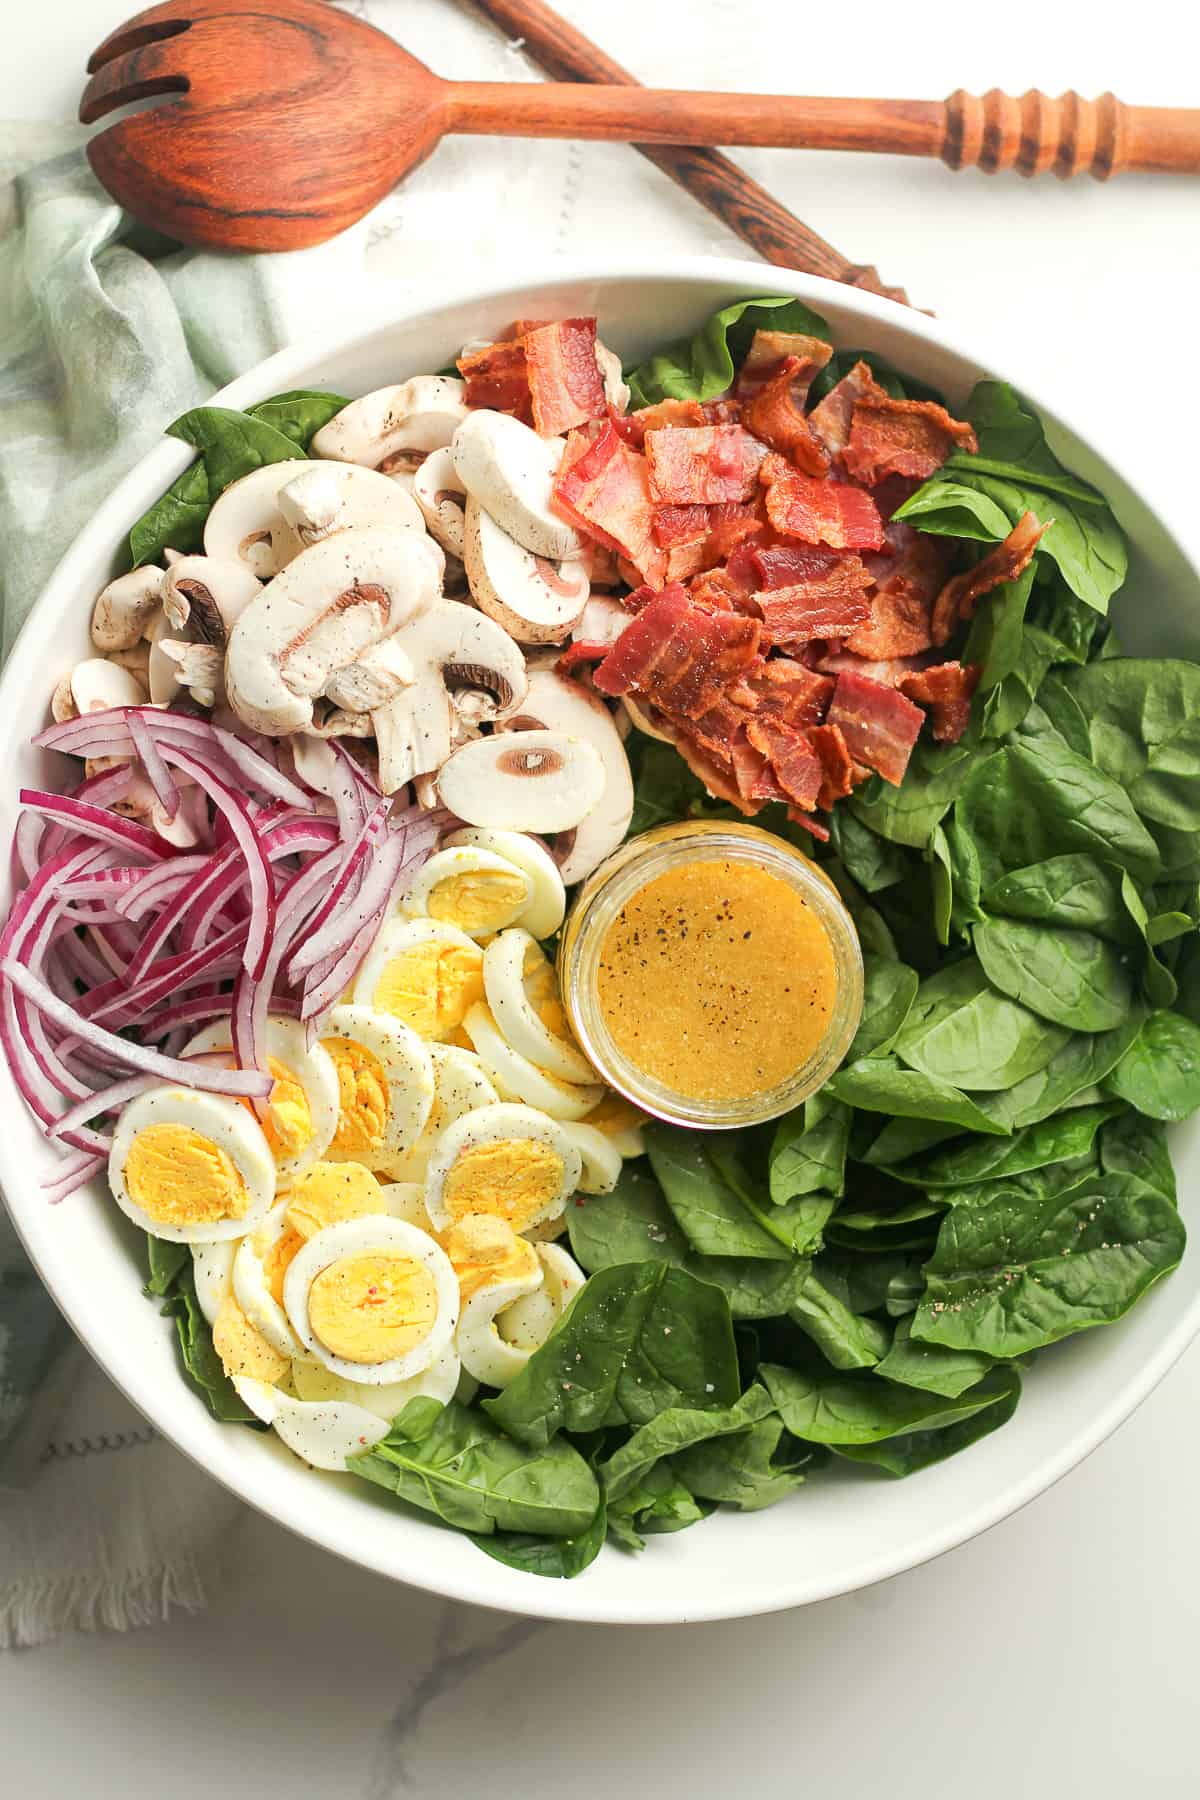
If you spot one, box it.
[157,640,223,709]
[276,462,425,551]
[412,447,467,558]
[462,1002,602,1122]
[450,410,582,561]
[436,730,604,834]
[559,1121,622,1194]
[323,636,414,714]
[595,337,630,413]
[108,642,152,687]
[312,377,468,470]
[622,693,675,744]
[463,499,590,646]
[69,658,145,714]
[225,526,443,736]
[162,556,263,645]
[498,1243,586,1352]
[508,668,634,882]
[50,675,77,723]
[308,706,376,739]
[91,566,165,652]
[289,732,339,797]
[482,930,596,1085]
[369,601,527,794]
[572,595,629,647]
[201,460,312,578]
[443,828,566,940]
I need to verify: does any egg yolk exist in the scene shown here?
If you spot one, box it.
[523,945,570,1041]
[372,940,484,1040]
[584,1093,647,1139]
[212,1296,289,1383]
[262,1057,313,1161]
[307,1251,439,1364]
[441,1140,564,1232]
[124,1123,251,1228]
[442,1214,540,1301]
[428,869,527,934]
[322,1037,390,1154]
[251,1221,305,1307]
[286,1161,387,1239]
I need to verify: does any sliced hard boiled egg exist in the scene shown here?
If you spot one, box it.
[498,1242,586,1351]
[233,1376,390,1471]
[321,1005,434,1159]
[290,1342,460,1422]
[448,1216,543,1388]
[353,918,485,1042]
[369,1045,499,1184]
[443,827,566,940]
[283,1215,459,1384]
[559,1121,623,1194]
[212,1296,290,1384]
[185,1017,339,1185]
[286,1158,393,1238]
[233,1200,308,1359]
[424,1101,582,1235]
[109,1087,276,1243]
[582,1092,649,1160]
[401,845,532,938]
[192,1240,237,1325]
[462,1001,602,1122]
[455,1233,585,1390]
[483,928,594,1084]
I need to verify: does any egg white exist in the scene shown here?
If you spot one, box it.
[559,1120,623,1193]
[191,1239,238,1325]
[234,1376,390,1471]
[462,1002,601,1121]
[401,845,532,937]
[457,1240,585,1389]
[232,1201,308,1360]
[483,929,595,1084]
[370,1045,499,1183]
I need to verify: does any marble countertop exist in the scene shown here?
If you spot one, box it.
[4,1,1199,1793]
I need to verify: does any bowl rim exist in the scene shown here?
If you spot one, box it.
[4,253,1199,1626]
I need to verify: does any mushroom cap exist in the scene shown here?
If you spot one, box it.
[463,498,589,646]
[70,658,147,714]
[436,729,604,835]
[225,525,443,736]
[311,377,468,470]
[91,566,165,652]
[202,460,312,579]
[412,446,466,558]
[507,668,634,883]
[450,410,582,562]
[277,461,425,550]
[162,556,263,642]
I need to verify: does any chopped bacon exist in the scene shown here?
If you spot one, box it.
[664,542,710,583]
[705,501,764,566]
[616,398,707,448]
[552,424,665,585]
[900,661,982,743]
[653,503,710,548]
[457,338,531,419]
[826,670,925,786]
[732,656,834,729]
[759,455,886,552]
[688,567,760,617]
[523,318,608,437]
[645,426,768,505]
[816,649,933,688]
[787,810,831,843]
[750,542,842,589]
[843,393,978,485]
[758,581,873,648]
[593,589,761,720]
[931,511,1049,645]
[872,473,922,521]
[735,330,833,400]
[741,356,830,474]
[807,723,856,810]
[669,722,758,816]
[807,360,879,455]
[556,640,615,676]
[845,527,952,660]
[745,722,823,811]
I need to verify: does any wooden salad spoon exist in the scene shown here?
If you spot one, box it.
[81,0,1200,255]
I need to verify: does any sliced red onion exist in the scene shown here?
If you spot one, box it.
[285,799,390,981]
[156,746,275,979]
[19,791,169,860]
[127,712,180,819]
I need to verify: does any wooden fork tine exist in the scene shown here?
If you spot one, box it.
[79,47,189,126]
[87,5,193,74]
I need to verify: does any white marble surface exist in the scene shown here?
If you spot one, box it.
[4,0,1200,1792]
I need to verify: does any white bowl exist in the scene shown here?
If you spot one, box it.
[3,259,1197,1626]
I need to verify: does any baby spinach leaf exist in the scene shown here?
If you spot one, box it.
[129,458,212,566]
[242,388,348,447]
[913,1174,1185,1357]
[759,1360,1011,1446]
[625,739,710,836]
[351,1398,600,1537]
[473,1497,608,1579]
[827,1057,1009,1135]
[893,480,1013,543]
[770,1097,850,1203]
[973,917,1135,1032]
[984,853,1132,943]
[647,1125,789,1260]
[144,1233,189,1297]
[812,1247,926,1320]
[1118,872,1178,1009]
[600,1384,776,1501]
[827,810,912,894]
[788,1275,891,1370]
[167,405,303,495]
[971,1011,1146,1132]
[963,564,1037,690]
[1104,1010,1200,1121]
[894,956,1070,1090]
[1099,1111,1177,1203]
[606,1463,709,1549]
[851,737,984,850]
[862,1116,964,1166]
[625,294,830,407]
[157,1265,263,1425]
[892,1101,1120,1191]
[851,955,920,1060]
[672,1411,811,1511]
[835,1367,1020,1475]
[486,1263,739,1448]
[875,1316,995,1399]
[1055,659,1200,834]
[707,1140,833,1255]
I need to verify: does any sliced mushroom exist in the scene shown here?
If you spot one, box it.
[311,377,468,471]
[507,668,634,881]
[595,337,631,413]
[70,657,147,713]
[225,526,443,736]
[436,730,604,833]
[412,447,467,558]
[156,640,224,710]
[450,410,582,562]
[108,642,152,687]
[201,460,312,578]
[571,595,629,647]
[621,693,676,745]
[307,705,376,739]
[463,499,590,646]
[162,556,263,644]
[323,635,414,714]
[369,602,527,795]
[91,566,165,652]
[276,461,425,550]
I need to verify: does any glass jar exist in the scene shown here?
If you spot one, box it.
[558,821,863,1130]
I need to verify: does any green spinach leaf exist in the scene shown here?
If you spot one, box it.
[1104,1011,1200,1121]
[827,1057,1010,1136]
[759,1360,1011,1446]
[646,1125,789,1260]
[835,1367,1020,1475]
[874,1316,995,1398]
[851,955,920,1060]
[894,956,1069,1089]
[625,295,830,408]
[973,917,1135,1032]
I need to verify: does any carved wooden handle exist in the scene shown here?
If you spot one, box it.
[942,89,1200,178]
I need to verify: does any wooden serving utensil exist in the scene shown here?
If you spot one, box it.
[81,0,1200,256]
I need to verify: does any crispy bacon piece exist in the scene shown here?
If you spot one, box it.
[745,722,823,811]
[615,397,708,449]
[742,356,830,474]
[653,503,710,548]
[843,394,978,485]
[826,669,925,786]
[900,661,982,742]
[733,655,835,730]
[816,649,933,688]
[457,338,530,418]
[688,567,761,617]
[523,317,608,436]
[750,542,842,589]
[759,455,886,552]
[872,473,922,521]
[786,810,832,843]
[845,524,952,660]
[757,581,873,648]
[552,424,666,585]
[808,722,856,809]
[556,640,615,676]
[735,330,833,400]
[705,501,765,566]
[593,588,761,720]
[931,511,1049,645]
[807,360,879,455]
[645,426,768,505]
